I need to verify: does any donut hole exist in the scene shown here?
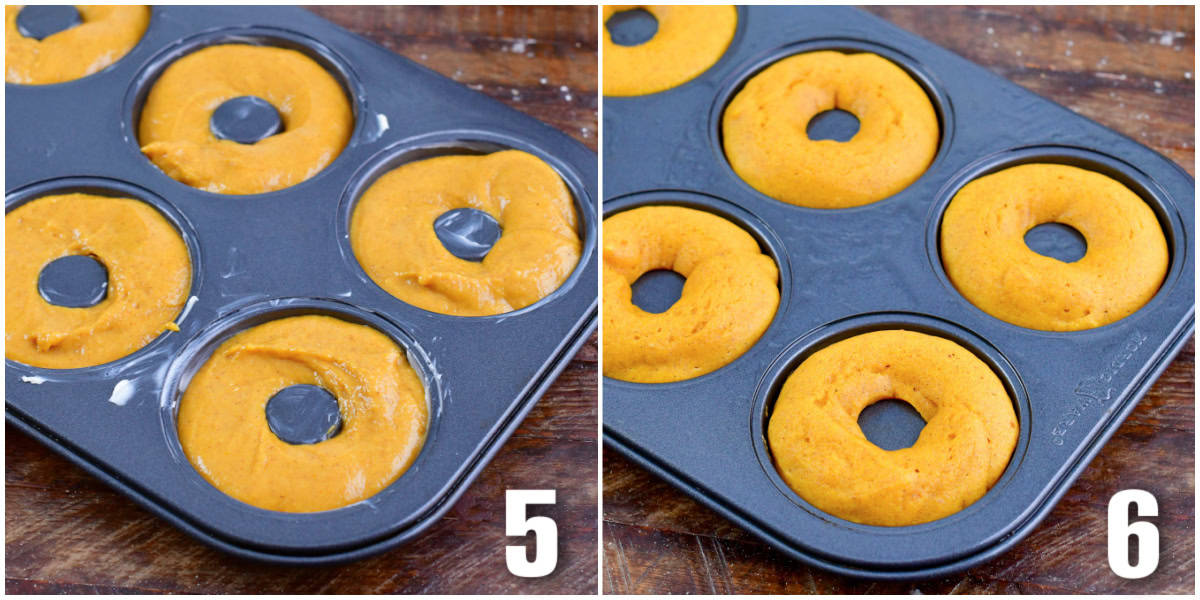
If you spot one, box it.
[37,254,109,308]
[806,108,860,143]
[606,8,658,47]
[265,384,343,445]
[631,269,686,314]
[209,96,285,145]
[1024,222,1087,263]
[433,207,503,262]
[16,5,82,41]
[856,398,927,451]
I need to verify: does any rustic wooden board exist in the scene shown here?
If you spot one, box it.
[5,5,598,595]
[602,5,1195,594]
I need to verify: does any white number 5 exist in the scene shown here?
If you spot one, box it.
[505,489,558,578]
[1107,489,1159,579]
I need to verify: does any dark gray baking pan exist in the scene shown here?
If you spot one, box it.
[6,5,596,565]
[602,5,1193,579]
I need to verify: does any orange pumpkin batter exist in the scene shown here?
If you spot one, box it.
[5,5,149,85]
[176,315,428,513]
[350,150,581,316]
[139,44,353,195]
[5,193,191,369]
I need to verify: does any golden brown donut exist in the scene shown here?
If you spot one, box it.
[941,163,1168,331]
[139,44,353,195]
[767,329,1018,527]
[5,5,149,85]
[603,205,779,383]
[350,150,581,317]
[603,5,737,96]
[5,193,191,369]
[723,50,939,208]
[176,314,428,513]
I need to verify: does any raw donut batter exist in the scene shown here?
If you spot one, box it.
[350,150,581,316]
[768,329,1018,527]
[139,44,353,195]
[177,314,428,513]
[5,5,149,85]
[5,193,191,369]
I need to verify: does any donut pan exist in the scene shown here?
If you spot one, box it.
[602,6,1194,579]
[5,6,597,564]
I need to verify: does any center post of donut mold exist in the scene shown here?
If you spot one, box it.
[605,8,658,47]
[1023,222,1088,263]
[433,207,502,262]
[265,384,344,445]
[631,269,685,314]
[857,398,927,451]
[15,5,82,41]
[806,109,860,142]
[38,254,109,308]
[210,96,285,145]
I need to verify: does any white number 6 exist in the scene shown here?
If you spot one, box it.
[505,489,558,578]
[1107,489,1159,579]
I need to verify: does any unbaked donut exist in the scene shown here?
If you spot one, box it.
[723,50,939,208]
[767,329,1018,527]
[940,163,1168,331]
[5,5,149,85]
[350,150,581,316]
[603,5,737,96]
[603,205,778,383]
[139,44,353,195]
[176,314,428,513]
[5,193,191,369]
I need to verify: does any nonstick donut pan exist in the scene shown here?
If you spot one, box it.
[602,6,1194,579]
[5,6,597,564]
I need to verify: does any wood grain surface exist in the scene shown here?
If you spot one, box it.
[602,5,1195,595]
[5,6,598,595]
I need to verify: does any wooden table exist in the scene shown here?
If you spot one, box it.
[5,6,598,594]
[603,5,1195,594]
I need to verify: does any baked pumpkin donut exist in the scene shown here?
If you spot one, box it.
[5,5,150,85]
[723,50,939,208]
[139,44,353,195]
[5,193,191,369]
[350,150,581,316]
[768,329,1018,527]
[603,205,779,383]
[176,314,428,513]
[603,5,737,96]
[941,163,1168,331]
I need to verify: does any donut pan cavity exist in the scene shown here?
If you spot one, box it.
[6,6,596,564]
[602,6,1193,579]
